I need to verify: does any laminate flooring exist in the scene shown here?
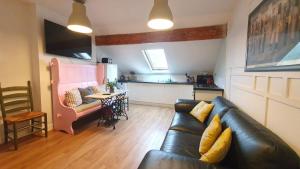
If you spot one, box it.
[0,104,174,169]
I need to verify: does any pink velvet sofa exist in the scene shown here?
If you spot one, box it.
[50,58,105,134]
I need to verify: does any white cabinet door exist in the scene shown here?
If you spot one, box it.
[127,83,193,105]
[194,90,223,101]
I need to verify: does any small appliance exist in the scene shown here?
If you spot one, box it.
[196,75,214,86]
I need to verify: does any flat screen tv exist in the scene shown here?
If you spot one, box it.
[44,20,92,60]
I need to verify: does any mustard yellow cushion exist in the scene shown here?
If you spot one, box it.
[190,101,206,117]
[200,128,232,164]
[199,115,222,155]
[194,103,214,123]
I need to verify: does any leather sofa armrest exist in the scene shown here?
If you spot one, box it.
[138,150,233,169]
[175,99,203,113]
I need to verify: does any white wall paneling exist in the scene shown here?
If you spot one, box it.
[229,67,300,155]
[221,0,300,156]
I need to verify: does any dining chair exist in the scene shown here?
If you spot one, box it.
[0,81,47,150]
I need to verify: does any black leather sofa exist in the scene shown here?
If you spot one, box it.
[138,97,300,169]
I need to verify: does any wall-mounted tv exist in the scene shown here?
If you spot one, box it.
[44,20,92,60]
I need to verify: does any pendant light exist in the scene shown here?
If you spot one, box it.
[148,0,174,30]
[67,1,92,34]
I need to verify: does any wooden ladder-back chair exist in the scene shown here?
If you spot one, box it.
[0,81,47,150]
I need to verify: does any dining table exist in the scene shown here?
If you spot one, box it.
[86,90,128,129]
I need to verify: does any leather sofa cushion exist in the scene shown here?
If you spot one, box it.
[160,130,201,158]
[174,97,237,126]
[169,112,206,135]
[175,99,201,113]
[205,96,237,126]
[221,109,300,169]
[171,97,236,136]
[138,150,234,169]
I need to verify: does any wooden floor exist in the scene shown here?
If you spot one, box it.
[0,104,174,169]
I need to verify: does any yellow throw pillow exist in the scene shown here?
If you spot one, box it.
[199,115,222,155]
[195,103,214,123]
[200,128,232,164]
[190,101,206,117]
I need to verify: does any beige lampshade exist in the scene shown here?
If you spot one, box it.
[67,1,92,34]
[148,0,174,30]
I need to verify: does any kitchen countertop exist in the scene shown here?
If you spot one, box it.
[118,80,193,85]
[118,81,224,91]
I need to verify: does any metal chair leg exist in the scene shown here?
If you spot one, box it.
[126,97,129,111]
[13,122,18,150]
[44,114,48,138]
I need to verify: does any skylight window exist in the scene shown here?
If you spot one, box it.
[143,49,169,71]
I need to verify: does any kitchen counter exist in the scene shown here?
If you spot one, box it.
[118,81,224,90]
[118,80,194,85]
[193,84,224,91]
[117,80,224,103]
[193,84,224,101]
[118,81,194,105]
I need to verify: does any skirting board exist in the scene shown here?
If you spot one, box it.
[130,100,173,108]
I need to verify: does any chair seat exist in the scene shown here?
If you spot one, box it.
[5,112,45,123]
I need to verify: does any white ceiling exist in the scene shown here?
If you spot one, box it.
[97,40,224,74]
[26,0,237,35]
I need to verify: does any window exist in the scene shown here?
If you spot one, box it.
[142,49,169,71]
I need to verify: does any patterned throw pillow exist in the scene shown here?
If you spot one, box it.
[78,87,97,104]
[65,88,83,107]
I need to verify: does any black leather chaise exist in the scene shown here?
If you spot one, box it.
[138,97,300,169]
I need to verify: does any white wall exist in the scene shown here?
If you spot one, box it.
[0,0,38,143]
[97,40,223,75]
[219,0,300,156]
[213,41,226,89]
[30,3,98,131]
[0,0,99,143]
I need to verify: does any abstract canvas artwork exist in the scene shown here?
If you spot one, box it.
[246,0,300,71]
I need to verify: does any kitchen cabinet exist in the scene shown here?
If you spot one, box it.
[120,82,193,105]
[194,90,223,101]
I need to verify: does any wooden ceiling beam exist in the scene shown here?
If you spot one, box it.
[95,24,227,46]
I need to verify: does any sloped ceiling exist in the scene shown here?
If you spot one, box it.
[97,40,224,74]
[24,0,237,35]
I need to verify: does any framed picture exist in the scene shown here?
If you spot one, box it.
[246,0,300,71]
